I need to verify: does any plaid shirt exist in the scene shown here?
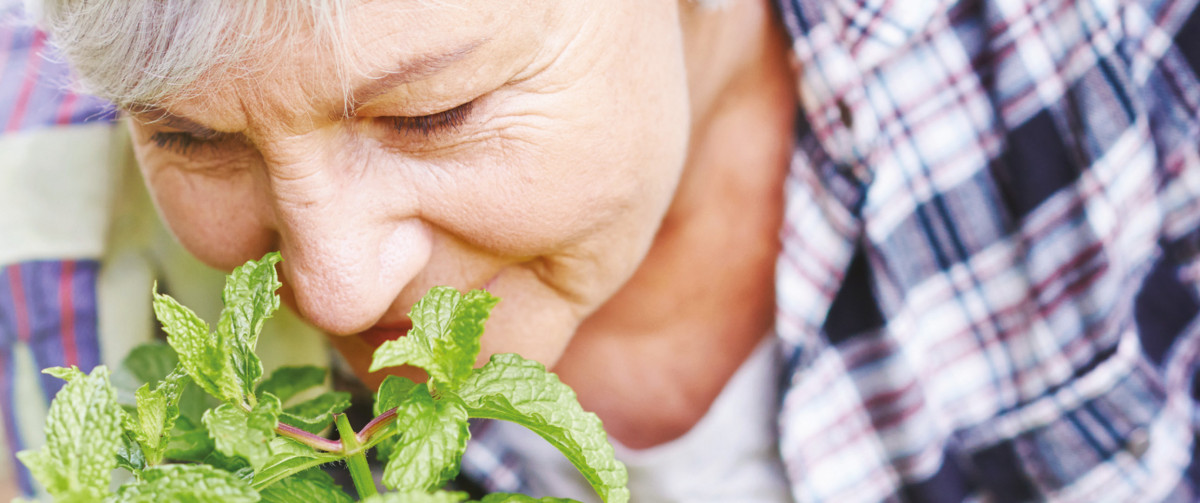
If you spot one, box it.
[465,0,1200,501]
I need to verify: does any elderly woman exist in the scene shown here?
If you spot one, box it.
[6,0,1200,500]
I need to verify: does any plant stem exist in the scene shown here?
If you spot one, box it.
[357,407,397,445]
[267,406,400,453]
[335,413,378,499]
[275,421,343,452]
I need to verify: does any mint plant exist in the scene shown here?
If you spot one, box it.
[17,252,629,503]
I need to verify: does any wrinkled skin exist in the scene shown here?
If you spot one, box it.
[128,0,794,446]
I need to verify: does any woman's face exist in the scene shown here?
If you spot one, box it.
[128,0,692,384]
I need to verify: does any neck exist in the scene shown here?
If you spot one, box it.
[553,0,796,448]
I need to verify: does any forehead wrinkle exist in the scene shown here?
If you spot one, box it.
[340,37,488,118]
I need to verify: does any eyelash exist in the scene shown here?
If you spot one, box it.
[388,101,475,136]
[149,102,476,155]
[150,132,207,155]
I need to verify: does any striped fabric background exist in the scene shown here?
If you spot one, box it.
[1,4,118,498]
[0,261,103,496]
[0,16,116,133]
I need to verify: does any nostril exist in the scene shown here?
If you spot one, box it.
[292,299,379,336]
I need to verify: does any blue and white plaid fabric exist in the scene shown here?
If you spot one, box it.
[465,0,1200,500]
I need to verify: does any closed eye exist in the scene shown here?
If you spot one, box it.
[148,130,243,155]
[150,131,207,154]
[389,101,475,136]
[149,102,477,153]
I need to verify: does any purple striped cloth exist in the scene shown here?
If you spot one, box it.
[0,10,115,133]
[1,5,116,498]
[0,262,103,496]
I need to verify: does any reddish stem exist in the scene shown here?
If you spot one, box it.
[357,407,398,445]
[270,407,399,454]
[276,422,343,452]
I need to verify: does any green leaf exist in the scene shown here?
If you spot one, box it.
[164,415,216,462]
[374,375,418,417]
[113,344,216,426]
[218,252,282,398]
[177,381,217,424]
[153,288,242,403]
[372,438,396,467]
[133,368,189,465]
[202,451,254,475]
[372,375,419,463]
[360,491,470,503]
[251,437,343,490]
[280,391,352,434]
[113,344,179,392]
[380,384,471,492]
[204,392,281,470]
[16,366,121,501]
[112,464,259,502]
[479,494,580,503]
[369,287,499,389]
[459,354,629,503]
[258,365,327,404]
[15,449,56,495]
[258,468,352,503]
[43,365,85,383]
[116,430,146,474]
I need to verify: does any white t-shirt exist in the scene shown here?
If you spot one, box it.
[483,336,794,502]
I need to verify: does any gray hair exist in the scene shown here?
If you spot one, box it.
[28,0,356,108]
[27,0,728,110]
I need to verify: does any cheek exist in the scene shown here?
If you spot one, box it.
[136,151,275,271]
[417,128,663,260]
[422,40,691,259]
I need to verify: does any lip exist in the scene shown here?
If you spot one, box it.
[357,318,414,349]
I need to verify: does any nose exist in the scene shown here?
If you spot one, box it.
[261,141,432,336]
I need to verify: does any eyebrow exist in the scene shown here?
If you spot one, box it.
[126,39,487,129]
[343,38,486,117]
[127,105,223,139]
